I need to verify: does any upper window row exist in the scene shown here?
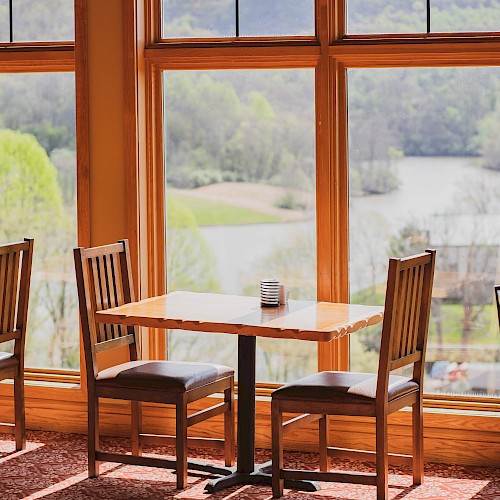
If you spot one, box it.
[162,0,500,39]
[0,0,73,43]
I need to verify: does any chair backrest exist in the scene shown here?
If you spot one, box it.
[74,239,139,381]
[495,285,500,330]
[377,249,436,399]
[0,238,34,362]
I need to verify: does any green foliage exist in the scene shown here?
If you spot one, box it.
[170,193,280,226]
[274,190,308,210]
[164,70,315,190]
[166,196,219,292]
[0,129,64,241]
[475,97,500,171]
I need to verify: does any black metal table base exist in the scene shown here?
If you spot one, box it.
[203,335,320,494]
[205,464,320,493]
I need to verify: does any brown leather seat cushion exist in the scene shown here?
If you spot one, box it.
[97,360,234,392]
[0,352,18,372]
[273,371,419,404]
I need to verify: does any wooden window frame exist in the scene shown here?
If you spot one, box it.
[142,0,499,410]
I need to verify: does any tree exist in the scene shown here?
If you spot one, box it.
[0,129,78,369]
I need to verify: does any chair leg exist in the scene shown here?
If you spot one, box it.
[223,382,235,467]
[319,414,330,472]
[176,395,188,489]
[131,401,143,456]
[14,373,26,451]
[88,395,100,478]
[375,413,388,500]
[412,397,424,485]
[271,399,284,499]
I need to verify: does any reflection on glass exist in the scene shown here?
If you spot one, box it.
[163,69,317,383]
[431,0,500,32]
[12,0,74,42]
[347,0,427,34]
[0,73,78,369]
[239,0,314,37]
[348,67,500,397]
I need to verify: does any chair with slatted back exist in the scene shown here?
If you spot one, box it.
[0,238,34,451]
[271,249,436,500]
[74,240,235,489]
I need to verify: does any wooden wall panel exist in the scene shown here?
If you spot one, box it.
[0,389,497,467]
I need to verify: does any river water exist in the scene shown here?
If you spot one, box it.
[200,156,500,295]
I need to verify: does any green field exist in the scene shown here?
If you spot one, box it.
[170,192,281,226]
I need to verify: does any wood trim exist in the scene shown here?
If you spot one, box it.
[329,40,500,66]
[145,46,320,68]
[0,49,73,70]
[122,0,144,294]
[0,390,497,467]
[74,0,91,249]
[144,59,166,359]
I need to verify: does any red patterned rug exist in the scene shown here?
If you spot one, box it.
[0,431,498,499]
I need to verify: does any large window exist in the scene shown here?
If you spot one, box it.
[348,67,500,397]
[163,69,317,383]
[149,0,500,406]
[0,1,76,373]
[0,72,78,370]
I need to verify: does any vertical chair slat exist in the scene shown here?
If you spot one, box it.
[98,255,113,341]
[399,268,411,358]
[393,269,407,360]
[2,253,15,333]
[90,257,106,343]
[112,253,127,337]
[0,254,6,332]
[403,267,416,357]
[7,251,21,333]
[412,266,425,354]
[105,254,118,338]
[407,265,421,356]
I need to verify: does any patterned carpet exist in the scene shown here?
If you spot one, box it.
[0,431,498,499]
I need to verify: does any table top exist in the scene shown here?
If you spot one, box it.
[95,291,384,342]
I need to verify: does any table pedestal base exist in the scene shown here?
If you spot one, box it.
[205,461,320,493]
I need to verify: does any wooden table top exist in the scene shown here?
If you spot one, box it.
[96,292,384,342]
[95,291,384,342]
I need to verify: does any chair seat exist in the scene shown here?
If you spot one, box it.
[0,352,18,371]
[272,371,419,404]
[97,360,234,392]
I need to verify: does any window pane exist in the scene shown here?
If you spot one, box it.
[12,0,74,42]
[163,69,317,383]
[347,0,426,34]
[0,0,9,42]
[348,67,500,397]
[162,0,314,38]
[0,73,78,370]
[431,0,500,32]
[239,0,314,37]
[163,0,235,38]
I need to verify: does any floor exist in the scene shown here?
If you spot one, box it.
[0,431,498,499]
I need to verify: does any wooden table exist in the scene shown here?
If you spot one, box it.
[96,291,384,492]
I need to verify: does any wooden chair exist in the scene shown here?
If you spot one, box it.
[0,238,34,451]
[495,285,500,329]
[271,249,436,499]
[74,240,235,489]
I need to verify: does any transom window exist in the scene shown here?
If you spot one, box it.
[162,0,315,39]
[0,0,74,43]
